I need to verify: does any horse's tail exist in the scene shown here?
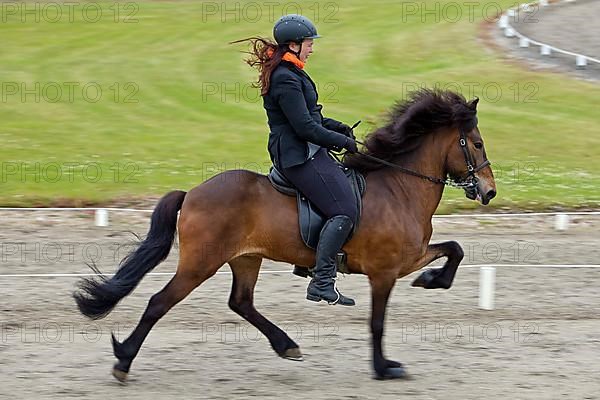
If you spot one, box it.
[73,190,187,320]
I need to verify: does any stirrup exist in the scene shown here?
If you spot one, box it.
[293,265,313,278]
[293,251,346,279]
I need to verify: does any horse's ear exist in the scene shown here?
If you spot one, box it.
[468,97,479,110]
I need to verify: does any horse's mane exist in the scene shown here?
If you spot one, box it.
[343,88,477,173]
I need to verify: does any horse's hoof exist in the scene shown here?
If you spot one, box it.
[411,269,450,289]
[281,347,303,361]
[411,269,435,288]
[112,367,128,383]
[373,365,408,380]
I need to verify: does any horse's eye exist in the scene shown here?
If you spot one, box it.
[474,142,483,149]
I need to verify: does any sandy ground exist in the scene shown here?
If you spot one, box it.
[490,0,600,82]
[1,210,600,399]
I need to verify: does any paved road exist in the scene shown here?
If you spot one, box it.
[492,0,600,81]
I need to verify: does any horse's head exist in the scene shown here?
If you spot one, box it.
[445,98,496,205]
[343,89,497,205]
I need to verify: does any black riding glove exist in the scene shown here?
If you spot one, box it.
[330,122,356,140]
[343,137,358,154]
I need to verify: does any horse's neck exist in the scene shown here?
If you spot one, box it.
[372,133,448,221]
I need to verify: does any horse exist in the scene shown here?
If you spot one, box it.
[73,88,496,381]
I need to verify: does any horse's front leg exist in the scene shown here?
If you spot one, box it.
[411,241,464,289]
[369,272,407,380]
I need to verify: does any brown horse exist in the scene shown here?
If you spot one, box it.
[74,89,496,381]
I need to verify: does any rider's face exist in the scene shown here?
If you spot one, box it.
[289,39,314,62]
[299,39,314,62]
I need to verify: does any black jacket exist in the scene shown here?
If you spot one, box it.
[263,60,351,169]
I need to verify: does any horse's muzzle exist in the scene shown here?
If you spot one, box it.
[480,189,496,205]
[485,189,496,201]
[464,183,496,205]
[464,184,478,201]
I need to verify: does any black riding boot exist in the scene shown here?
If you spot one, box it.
[306,215,355,306]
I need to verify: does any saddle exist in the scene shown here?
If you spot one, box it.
[267,156,366,274]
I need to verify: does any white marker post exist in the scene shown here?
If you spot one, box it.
[541,45,552,56]
[522,3,534,12]
[498,15,509,29]
[554,213,570,231]
[519,37,530,48]
[576,55,587,69]
[95,209,109,227]
[479,267,496,310]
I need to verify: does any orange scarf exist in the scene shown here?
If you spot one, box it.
[282,52,305,69]
[267,48,305,69]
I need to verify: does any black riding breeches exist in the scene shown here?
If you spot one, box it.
[280,148,358,224]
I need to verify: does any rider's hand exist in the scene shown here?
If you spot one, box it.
[343,137,358,154]
[339,123,356,140]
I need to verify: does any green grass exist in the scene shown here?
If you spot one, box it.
[1,0,599,211]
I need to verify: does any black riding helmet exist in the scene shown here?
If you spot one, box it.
[273,14,321,56]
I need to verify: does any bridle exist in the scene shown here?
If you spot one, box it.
[337,121,491,193]
[454,125,491,194]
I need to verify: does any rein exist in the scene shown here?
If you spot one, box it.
[352,141,447,185]
[340,121,491,190]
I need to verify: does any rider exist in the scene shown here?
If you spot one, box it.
[238,14,359,306]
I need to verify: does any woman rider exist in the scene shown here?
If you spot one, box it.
[236,14,359,306]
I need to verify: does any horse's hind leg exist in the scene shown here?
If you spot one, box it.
[228,255,302,360]
[411,241,464,289]
[111,258,220,382]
